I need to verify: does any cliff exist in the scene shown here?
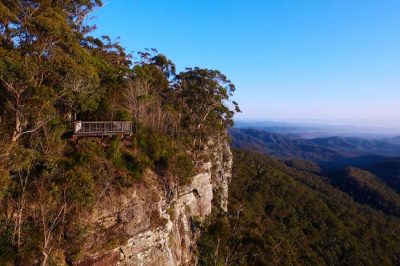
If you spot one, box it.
[72,136,232,266]
[0,3,240,264]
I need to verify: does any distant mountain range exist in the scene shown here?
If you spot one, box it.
[231,128,400,160]
[231,128,343,161]
[234,120,400,139]
[230,128,400,194]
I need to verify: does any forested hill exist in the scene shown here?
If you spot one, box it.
[198,149,400,265]
[231,128,400,160]
[330,167,400,217]
[366,158,400,193]
[0,1,239,264]
[230,127,400,200]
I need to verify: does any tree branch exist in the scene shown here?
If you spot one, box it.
[16,115,56,139]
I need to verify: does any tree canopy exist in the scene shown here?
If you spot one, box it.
[0,1,239,264]
[198,150,400,265]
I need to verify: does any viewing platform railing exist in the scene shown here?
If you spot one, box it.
[73,121,133,136]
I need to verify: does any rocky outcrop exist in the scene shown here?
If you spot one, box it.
[73,136,232,266]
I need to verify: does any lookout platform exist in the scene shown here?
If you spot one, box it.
[73,121,133,137]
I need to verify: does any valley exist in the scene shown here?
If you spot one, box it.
[231,127,400,193]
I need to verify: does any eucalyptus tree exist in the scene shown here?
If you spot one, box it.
[0,0,103,154]
[0,2,241,264]
[127,52,177,133]
[174,68,240,148]
[0,1,106,263]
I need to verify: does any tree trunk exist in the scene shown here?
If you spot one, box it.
[41,251,48,266]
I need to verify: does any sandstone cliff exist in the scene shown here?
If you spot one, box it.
[73,137,232,266]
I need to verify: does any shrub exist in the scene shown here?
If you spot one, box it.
[66,168,96,206]
[0,168,10,200]
[169,153,195,185]
[167,203,176,221]
[74,139,105,165]
[0,221,15,264]
[136,128,174,164]
[107,137,123,168]
[150,211,168,229]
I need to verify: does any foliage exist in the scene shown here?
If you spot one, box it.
[331,166,400,217]
[175,68,240,148]
[366,158,400,193]
[0,1,239,263]
[169,153,196,185]
[198,149,400,265]
[284,159,321,174]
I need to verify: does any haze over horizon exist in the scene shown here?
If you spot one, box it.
[234,118,400,138]
[235,117,400,130]
[93,0,400,128]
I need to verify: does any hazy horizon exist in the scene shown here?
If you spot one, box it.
[234,118,400,138]
[236,117,400,129]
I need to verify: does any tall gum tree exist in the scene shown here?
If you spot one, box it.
[0,1,104,263]
[174,68,240,148]
[0,0,102,155]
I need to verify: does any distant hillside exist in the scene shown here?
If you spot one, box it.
[367,158,400,193]
[230,127,400,201]
[230,128,400,160]
[321,157,400,195]
[309,136,400,157]
[199,150,400,265]
[284,159,321,174]
[230,128,344,161]
[330,167,400,217]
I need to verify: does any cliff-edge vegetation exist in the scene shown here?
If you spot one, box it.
[0,1,239,264]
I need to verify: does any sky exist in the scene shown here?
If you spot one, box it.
[92,0,400,128]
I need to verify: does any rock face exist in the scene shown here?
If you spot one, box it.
[73,136,232,266]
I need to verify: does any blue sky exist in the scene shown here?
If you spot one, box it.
[92,0,400,127]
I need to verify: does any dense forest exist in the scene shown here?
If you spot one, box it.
[0,1,239,264]
[330,167,400,217]
[198,149,400,265]
[231,127,400,194]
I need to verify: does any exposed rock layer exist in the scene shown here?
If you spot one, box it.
[74,137,232,266]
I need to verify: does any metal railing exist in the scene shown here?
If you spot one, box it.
[73,121,133,136]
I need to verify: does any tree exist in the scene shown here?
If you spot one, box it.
[0,1,104,263]
[174,68,240,147]
[0,0,102,155]
[126,52,177,133]
[0,1,241,264]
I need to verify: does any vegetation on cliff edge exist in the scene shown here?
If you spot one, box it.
[0,1,239,264]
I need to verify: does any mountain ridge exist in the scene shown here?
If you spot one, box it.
[231,127,400,160]
[230,127,400,201]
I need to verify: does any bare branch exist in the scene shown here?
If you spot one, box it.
[16,115,56,139]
